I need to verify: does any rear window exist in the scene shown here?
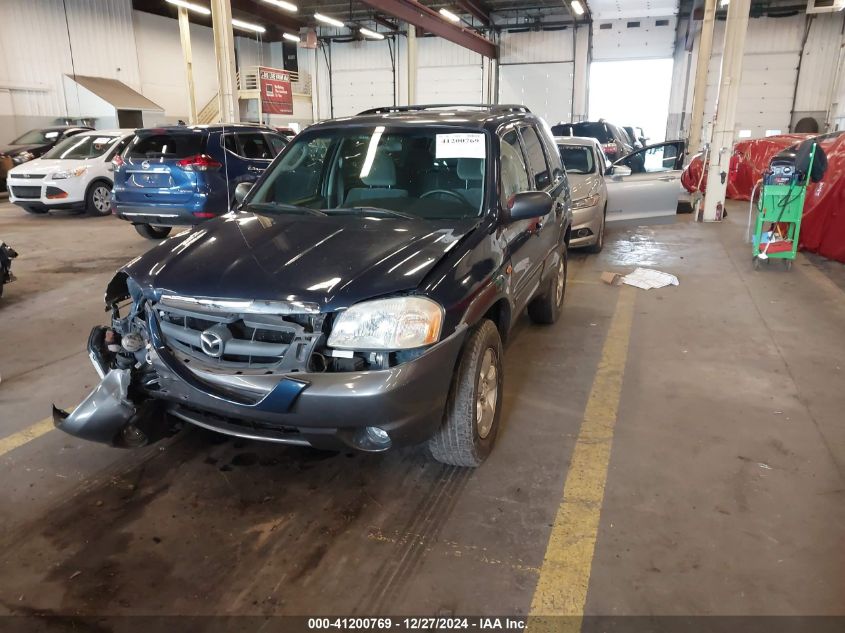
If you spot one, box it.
[552,122,611,144]
[126,133,205,160]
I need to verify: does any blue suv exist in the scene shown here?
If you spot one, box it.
[112,124,287,239]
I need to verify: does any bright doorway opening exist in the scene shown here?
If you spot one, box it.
[588,59,674,144]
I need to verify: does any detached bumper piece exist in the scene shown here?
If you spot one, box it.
[53,369,172,447]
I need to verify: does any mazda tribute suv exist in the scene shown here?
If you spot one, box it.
[54,105,572,467]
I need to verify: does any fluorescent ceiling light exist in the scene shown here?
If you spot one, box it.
[314,12,345,28]
[165,0,211,15]
[232,18,265,33]
[263,0,297,12]
[283,32,300,42]
[360,27,385,40]
[439,8,460,23]
[570,1,585,16]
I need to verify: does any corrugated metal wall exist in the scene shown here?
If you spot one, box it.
[0,0,140,124]
[691,11,845,140]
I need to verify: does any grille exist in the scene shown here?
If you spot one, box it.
[10,186,41,199]
[13,173,46,180]
[154,301,322,370]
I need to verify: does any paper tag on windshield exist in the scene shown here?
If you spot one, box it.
[436,133,485,159]
[93,137,111,145]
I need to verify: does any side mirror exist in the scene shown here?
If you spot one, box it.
[610,164,632,177]
[234,181,253,205]
[506,191,554,223]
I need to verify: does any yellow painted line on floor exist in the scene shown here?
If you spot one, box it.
[529,286,636,627]
[0,415,55,458]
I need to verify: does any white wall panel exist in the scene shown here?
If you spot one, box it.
[328,39,395,117]
[500,29,574,64]
[499,63,573,125]
[416,38,483,105]
[794,12,845,121]
[592,16,678,61]
[0,0,141,129]
[589,0,679,20]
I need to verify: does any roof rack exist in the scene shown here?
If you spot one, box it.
[357,104,531,115]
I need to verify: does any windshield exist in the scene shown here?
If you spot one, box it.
[248,126,488,220]
[558,145,595,174]
[11,129,62,145]
[43,135,120,160]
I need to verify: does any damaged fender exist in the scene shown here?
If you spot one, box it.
[53,368,169,447]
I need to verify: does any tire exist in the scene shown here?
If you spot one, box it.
[85,181,112,216]
[20,205,48,215]
[527,245,567,325]
[428,320,504,467]
[134,224,172,240]
[586,206,606,254]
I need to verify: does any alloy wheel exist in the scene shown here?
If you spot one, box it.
[476,348,498,439]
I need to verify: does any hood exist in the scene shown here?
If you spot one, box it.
[568,173,602,201]
[0,143,46,157]
[123,212,479,311]
[8,158,87,176]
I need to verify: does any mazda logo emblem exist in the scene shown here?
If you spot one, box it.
[141,160,150,170]
[200,329,225,358]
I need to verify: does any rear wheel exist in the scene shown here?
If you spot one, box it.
[527,246,567,325]
[20,205,47,215]
[85,181,112,216]
[428,320,504,467]
[134,224,172,240]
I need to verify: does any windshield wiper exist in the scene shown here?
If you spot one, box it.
[245,202,326,217]
[325,206,419,221]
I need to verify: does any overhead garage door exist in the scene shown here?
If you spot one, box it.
[499,63,573,126]
[329,40,395,118]
[416,38,483,104]
[498,30,575,125]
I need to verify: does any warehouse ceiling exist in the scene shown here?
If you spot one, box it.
[131,0,830,42]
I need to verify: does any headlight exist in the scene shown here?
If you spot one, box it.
[328,297,444,350]
[12,151,34,164]
[52,166,88,180]
[572,194,600,210]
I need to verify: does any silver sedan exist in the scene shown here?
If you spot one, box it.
[556,136,609,253]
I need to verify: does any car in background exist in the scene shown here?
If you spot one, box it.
[112,124,289,239]
[0,126,93,192]
[551,120,633,162]
[556,136,608,252]
[623,126,648,149]
[54,104,572,468]
[0,241,17,299]
[6,130,134,216]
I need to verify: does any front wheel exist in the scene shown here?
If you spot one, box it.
[85,181,112,216]
[586,207,606,254]
[527,245,567,325]
[134,224,172,240]
[428,320,504,467]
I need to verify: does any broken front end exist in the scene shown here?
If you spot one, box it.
[54,272,463,452]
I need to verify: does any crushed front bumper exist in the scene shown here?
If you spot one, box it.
[55,321,468,452]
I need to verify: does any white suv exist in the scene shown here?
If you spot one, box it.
[6,129,134,216]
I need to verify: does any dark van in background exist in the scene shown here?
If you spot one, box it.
[112,124,288,239]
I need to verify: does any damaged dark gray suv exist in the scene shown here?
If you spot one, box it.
[54,105,572,467]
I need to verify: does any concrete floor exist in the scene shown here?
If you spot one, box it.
[0,200,843,625]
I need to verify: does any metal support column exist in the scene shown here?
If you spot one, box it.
[407,25,417,105]
[210,0,239,123]
[177,8,198,124]
[702,0,751,222]
[687,0,716,155]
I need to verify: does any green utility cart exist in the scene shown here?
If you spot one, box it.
[751,142,817,271]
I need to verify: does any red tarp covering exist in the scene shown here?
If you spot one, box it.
[681,133,845,262]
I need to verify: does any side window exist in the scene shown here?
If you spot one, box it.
[538,120,564,182]
[622,143,680,174]
[222,134,241,155]
[499,130,530,204]
[266,133,287,156]
[237,133,273,160]
[519,126,552,189]
[105,137,131,161]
